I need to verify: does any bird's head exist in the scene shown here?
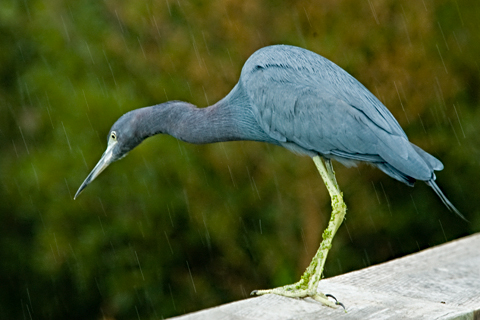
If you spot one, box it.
[74,110,146,199]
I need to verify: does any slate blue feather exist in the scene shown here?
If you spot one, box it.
[75,44,461,218]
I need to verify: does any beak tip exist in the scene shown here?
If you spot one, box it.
[74,183,88,200]
[75,144,115,200]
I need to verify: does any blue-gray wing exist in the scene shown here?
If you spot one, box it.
[240,45,442,183]
[241,45,408,138]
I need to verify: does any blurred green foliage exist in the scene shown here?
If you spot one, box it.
[1,0,479,318]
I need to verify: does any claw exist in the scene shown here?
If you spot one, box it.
[325,294,346,311]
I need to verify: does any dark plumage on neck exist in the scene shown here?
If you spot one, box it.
[120,98,276,148]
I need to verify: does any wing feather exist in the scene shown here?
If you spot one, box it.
[240,46,437,182]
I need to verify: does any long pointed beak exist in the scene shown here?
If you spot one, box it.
[74,142,116,199]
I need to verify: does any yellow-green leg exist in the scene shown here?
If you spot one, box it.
[251,156,347,308]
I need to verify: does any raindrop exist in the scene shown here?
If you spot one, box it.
[22,0,31,20]
[153,16,161,38]
[114,10,125,34]
[303,7,313,28]
[98,197,107,216]
[379,182,392,215]
[38,210,46,230]
[165,0,172,16]
[110,241,118,261]
[203,86,210,106]
[98,216,106,236]
[138,222,145,238]
[246,167,261,200]
[12,140,19,158]
[164,231,173,254]
[44,92,54,129]
[343,220,354,243]
[138,37,147,60]
[167,205,174,227]
[363,248,371,266]
[18,126,29,155]
[79,148,88,169]
[409,194,419,215]
[31,163,39,190]
[437,22,450,50]
[203,216,211,250]
[49,244,57,263]
[68,243,78,261]
[24,301,33,320]
[84,41,95,64]
[435,44,448,74]
[187,81,193,99]
[202,31,211,56]
[371,181,381,204]
[417,114,427,134]
[421,0,428,11]
[60,15,71,42]
[300,228,308,253]
[394,81,410,124]
[367,0,380,25]
[95,277,103,298]
[64,178,72,198]
[26,287,33,313]
[447,118,461,145]
[190,32,202,69]
[240,285,247,298]
[61,121,72,151]
[400,5,412,47]
[103,50,118,87]
[226,48,234,67]
[82,90,90,112]
[53,233,61,257]
[168,284,177,310]
[438,219,448,242]
[183,189,191,217]
[452,104,466,138]
[135,305,141,320]
[452,32,463,52]
[227,165,236,188]
[135,250,145,281]
[454,0,464,26]
[336,259,343,274]
[186,260,197,293]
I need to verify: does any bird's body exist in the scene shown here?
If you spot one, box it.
[236,45,441,183]
[75,45,462,306]
[103,45,457,211]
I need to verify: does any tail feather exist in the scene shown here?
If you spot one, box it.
[376,162,416,186]
[410,143,444,171]
[426,179,467,221]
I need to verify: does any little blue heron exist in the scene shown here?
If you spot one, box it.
[75,45,462,307]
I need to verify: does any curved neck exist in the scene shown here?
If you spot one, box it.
[136,99,273,145]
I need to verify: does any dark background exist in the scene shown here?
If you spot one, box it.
[1,0,479,319]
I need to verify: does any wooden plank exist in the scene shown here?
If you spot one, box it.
[169,233,480,320]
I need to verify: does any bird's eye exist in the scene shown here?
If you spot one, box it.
[110,131,117,141]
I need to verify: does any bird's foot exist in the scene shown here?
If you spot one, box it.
[251,281,342,309]
[250,157,348,310]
